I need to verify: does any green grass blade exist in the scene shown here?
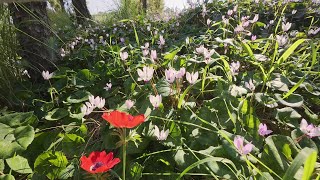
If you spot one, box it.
[302,150,317,180]
[283,148,317,180]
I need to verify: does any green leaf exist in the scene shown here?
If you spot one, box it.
[275,93,304,108]
[6,155,33,174]
[277,39,307,65]
[302,150,317,180]
[45,108,69,121]
[275,107,301,123]
[162,48,181,66]
[0,174,15,180]
[0,112,37,127]
[255,93,278,108]
[156,79,172,97]
[0,125,35,159]
[129,162,144,180]
[0,159,4,172]
[34,151,68,180]
[282,76,306,99]
[66,90,91,104]
[177,157,235,179]
[283,148,317,180]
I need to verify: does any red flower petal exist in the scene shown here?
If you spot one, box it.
[80,151,120,174]
[102,110,145,128]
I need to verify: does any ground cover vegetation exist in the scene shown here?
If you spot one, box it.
[0,0,320,179]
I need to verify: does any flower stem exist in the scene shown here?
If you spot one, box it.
[122,128,127,180]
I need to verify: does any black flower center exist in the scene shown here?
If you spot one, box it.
[90,161,104,171]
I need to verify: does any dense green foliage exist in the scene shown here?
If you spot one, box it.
[1,0,320,179]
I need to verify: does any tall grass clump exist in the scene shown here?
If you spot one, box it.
[0,4,20,108]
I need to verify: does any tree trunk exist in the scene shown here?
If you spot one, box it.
[9,2,55,80]
[142,0,147,13]
[72,0,91,24]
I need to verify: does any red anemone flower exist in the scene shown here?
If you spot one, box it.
[80,151,120,174]
[102,110,145,128]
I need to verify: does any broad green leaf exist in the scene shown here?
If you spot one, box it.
[255,93,278,108]
[34,151,68,180]
[156,79,173,97]
[66,90,91,104]
[0,159,4,172]
[275,107,301,123]
[0,125,35,159]
[0,174,15,180]
[6,155,33,174]
[174,148,186,166]
[0,112,37,127]
[177,157,236,179]
[282,76,305,99]
[283,148,317,180]
[275,93,304,108]
[45,108,69,121]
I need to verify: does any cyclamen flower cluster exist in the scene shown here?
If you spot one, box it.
[81,95,105,115]
[164,67,186,83]
[196,45,215,64]
[300,119,320,138]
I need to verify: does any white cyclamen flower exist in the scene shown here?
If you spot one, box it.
[149,94,162,108]
[137,66,154,82]
[186,72,199,84]
[125,100,135,109]
[104,83,112,91]
[175,67,186,79]
[154,125,169,141]
[42,71,54,80]
[120,51,128,61]
[282,22,292,32]
[165,68,176,83]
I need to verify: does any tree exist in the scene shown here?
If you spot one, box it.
[141,0,147,13]
[9,2,56,79]
[72,0,91,24]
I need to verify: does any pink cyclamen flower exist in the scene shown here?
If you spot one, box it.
[88,95,105,109]
[158,35,165,47]
[250,14,259,23]
[230,61,240,76]
[175,67,186,79]
[227,9,233,16]
[141,42,150,57]
[165,68,176,83]
[149,94,162,108]
[245,79,255,92]
[120,51,128,61]
[150,50,157,62]
[125,100,135,109]
[300,119,320,138]
[258,123,273,136]
[154,125,169,141]
[196,45,205,54]
[251,35,257,41]
[186,72,199,84]
[42,71,54,80]
[234,136,253,155]
[81,102,94,115]
[207,19,212,26]
[203,48,215,64]
[276,35,288,46]
[282,22,292,32]
[137,66,154,82]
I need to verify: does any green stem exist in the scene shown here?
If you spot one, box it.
[122,128,127,180]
